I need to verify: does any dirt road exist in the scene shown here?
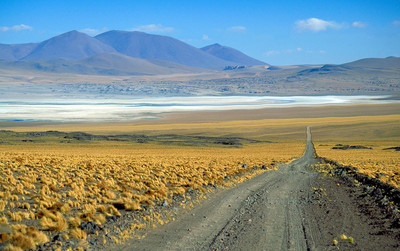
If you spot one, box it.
[116,127,399,250]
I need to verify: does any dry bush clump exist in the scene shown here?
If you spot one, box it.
[69,227,87,240]
[0,224,48,250]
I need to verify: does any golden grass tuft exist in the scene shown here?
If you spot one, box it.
[96,204,107,213]
[69,228,87,240]
[25,226,48,246]
[0,218,9,225]
[105,190,116,200]
[10,233,36,250]
[40,212,68,232]
[106,205,121,217]
[0,200,7,211]
[124,201,141,211]
[62,233,69,240]
[68,216,81,228]
[1,225,49,250]
[3,244,24,251]
[60,203,71,214]
[0,232,10,243]
[94,214,107,225]
[7,212,24,222]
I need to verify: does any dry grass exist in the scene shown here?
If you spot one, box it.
[315,142,400,187]
[310,112,399,187]
[0,141,301,249]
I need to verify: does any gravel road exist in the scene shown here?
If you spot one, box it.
[115,127,400,250]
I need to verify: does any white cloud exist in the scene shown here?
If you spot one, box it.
[265,50,279,56]
[202,34,210,40]
[295,18,340,32]
[285,48,303,53]
[352,21,368,28]
[265,47,325,57]
[80,27,109,36]
[306,49,326,54]
[394,20,400,26]
[133,24,175,33]
[228,26,247,32]
[0,24,33,32]
[265,48,302,56]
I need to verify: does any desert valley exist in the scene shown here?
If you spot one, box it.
[1,1,400,250]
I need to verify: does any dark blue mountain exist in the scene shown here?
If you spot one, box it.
[0,43,38,60]
[95,30,234,68]
[200,43,267,66]
[22,30,116,60]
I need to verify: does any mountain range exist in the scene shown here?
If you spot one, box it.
[0,30,267,75]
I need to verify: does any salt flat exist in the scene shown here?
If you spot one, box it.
[0,95,397,122]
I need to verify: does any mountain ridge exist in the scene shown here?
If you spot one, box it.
[0,51,202,76]
[200,43,267,66]
[0,43,39,60]
[0,30,266,74]
[296,57,400,77]
[21,30,116,61]
[95,30,236,68]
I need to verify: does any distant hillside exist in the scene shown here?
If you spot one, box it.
[0,52,200,75]
[0,43,38,60]
[200,43,267,66]
[22,30,116,60]
[297,57,400,77]
[78,52,200,75]
[341,57,400,70]
[95,30,234,68]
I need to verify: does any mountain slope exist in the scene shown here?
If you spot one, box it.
[0,52,201,75]
[297,57,400,77]
[200,43,267,66]
[95,30,234,68]
[22,30,116,60]
[78,52,200,75]
[0,43,38,60]
[341,57,400,71]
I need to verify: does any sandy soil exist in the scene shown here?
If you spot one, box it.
[152,102,400,124]
[110,127,400,250]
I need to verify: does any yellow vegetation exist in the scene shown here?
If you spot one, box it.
[316,142,400,187]
[0,224,48,250]
[0,139,300,249]
[69,228,87,240]
[40,212,68,232]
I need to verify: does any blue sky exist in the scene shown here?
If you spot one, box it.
[0,0,399,65]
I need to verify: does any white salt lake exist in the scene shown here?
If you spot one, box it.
[0,95,398,122]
